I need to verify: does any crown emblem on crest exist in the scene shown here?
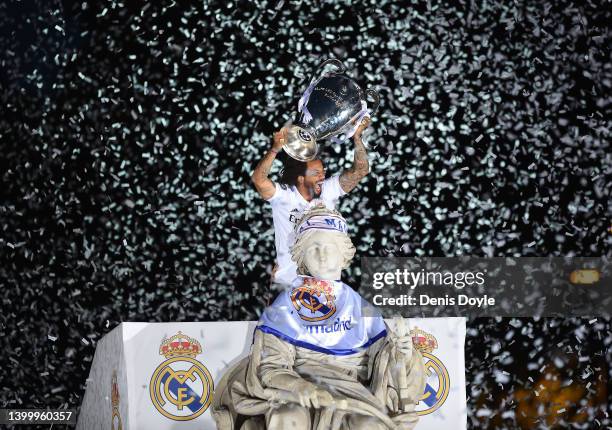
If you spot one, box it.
[159,332,202,359]
[302,277,334,296]
[410,327,438,354]
[111,371,120,407]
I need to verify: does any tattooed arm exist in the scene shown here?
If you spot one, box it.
[339,117,371,193]
[251,128,287,200]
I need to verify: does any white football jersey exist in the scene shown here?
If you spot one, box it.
[267,174,345,286]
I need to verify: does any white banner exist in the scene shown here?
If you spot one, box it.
[78,319,466,429]
[409,317,467,430]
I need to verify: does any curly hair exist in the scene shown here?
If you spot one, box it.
[279,155,308,187]
[290,205,356,276]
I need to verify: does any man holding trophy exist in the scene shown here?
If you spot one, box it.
[251,117,371,286]
[251,59,379,287]
[210,60,426,429]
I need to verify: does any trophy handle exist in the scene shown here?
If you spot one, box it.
[365,89,380,115]
[314,59,346,79]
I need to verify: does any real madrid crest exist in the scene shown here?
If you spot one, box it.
[149,332,214,421]
[291,278,336,322]
[411,327,450,416]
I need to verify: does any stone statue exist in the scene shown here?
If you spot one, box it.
[212,204,425,430]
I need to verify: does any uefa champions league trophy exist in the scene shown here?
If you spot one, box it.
[283,59,380,162]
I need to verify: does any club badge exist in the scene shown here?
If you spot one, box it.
[411,328,450,415]
[291,278,337,322]
[149,332,214,421]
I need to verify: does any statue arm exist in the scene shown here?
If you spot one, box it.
[390,348,427,429]
[257,330,302,388]
[339,118,371,193]
[257,331,333,408]
[369,322,426,424]
[251,129,286,200]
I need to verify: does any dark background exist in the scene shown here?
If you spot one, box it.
[1,0,610,428]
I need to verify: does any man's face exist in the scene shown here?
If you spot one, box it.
[303,160,326,197]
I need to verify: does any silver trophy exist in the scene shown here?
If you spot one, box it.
[283,59,380,162]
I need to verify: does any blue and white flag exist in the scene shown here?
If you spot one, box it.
[257,276,387,355]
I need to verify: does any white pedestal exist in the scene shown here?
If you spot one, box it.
[77,319,466,429]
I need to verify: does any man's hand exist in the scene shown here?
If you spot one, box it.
[272,128,288,152]
[251,128,288,200]
[339,117,371,193]
[353,116,371,141]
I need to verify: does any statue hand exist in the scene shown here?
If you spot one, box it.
[294,380,333,409]
[395,335,413,358]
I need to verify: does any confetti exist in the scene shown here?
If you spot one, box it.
[1,0,610,427]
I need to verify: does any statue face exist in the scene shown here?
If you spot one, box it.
[302,230,343,280]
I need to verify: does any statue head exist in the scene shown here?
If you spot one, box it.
[290,204,355,280]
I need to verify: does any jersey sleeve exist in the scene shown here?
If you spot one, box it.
[320,174,346,203]
[266,182,292,206]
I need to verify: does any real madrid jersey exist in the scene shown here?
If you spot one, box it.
[266,174,345,286]
[258,276,387,355]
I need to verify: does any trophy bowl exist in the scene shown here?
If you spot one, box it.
[282,125,318,162]
[282,59,380,162]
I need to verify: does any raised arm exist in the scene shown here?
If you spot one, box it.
[251,128,287,200]
[339,117,371,193]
